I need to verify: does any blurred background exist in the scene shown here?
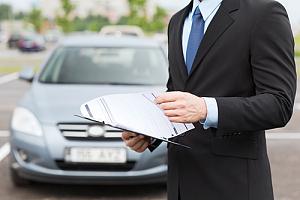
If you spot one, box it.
[0,0,299,200]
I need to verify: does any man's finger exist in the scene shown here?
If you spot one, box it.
[136,141,150,153]
[155,92,184,104]
[159,102,179,110]
[131,140,146,151]
[122,132,137,140]
[125,135,144,147]
[164,109,181,117]
[168,116,186,123]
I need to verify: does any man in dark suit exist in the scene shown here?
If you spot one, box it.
[122,0,296,199]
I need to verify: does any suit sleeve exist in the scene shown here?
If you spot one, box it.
[148,16,175,152]
[215,2,297,134]
[166,18,175,93]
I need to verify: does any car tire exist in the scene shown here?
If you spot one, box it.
[10,167,31,187]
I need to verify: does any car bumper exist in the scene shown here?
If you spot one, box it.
[10,129,167,185]
[19,46,45,52]
[11,154,167,185]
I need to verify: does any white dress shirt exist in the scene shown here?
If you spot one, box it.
[182,0,223,129]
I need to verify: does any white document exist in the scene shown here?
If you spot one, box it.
[78,92,194,148]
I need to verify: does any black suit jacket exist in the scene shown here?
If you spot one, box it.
[151,0,297,199]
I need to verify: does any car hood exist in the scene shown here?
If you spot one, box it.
[27,83,166,124]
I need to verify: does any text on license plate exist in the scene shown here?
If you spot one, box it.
[65,147,127,163]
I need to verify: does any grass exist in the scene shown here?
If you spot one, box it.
[295,35,300,46]
[0,66,39,74]
[295,34,300,57]
[296,59,300,75]
[0,66,22,74]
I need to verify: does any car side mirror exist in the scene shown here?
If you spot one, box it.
[19,67,35,82]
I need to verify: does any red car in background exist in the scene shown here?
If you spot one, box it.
[17,33,46,52]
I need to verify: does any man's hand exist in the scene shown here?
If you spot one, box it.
[122,131,151,153]
[155,91,207,123]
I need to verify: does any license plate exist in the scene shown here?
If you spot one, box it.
[65,147,127,163]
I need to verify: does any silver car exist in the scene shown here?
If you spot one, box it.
[9,35,168,186]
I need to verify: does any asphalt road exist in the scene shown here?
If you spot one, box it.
[0,48,300,200]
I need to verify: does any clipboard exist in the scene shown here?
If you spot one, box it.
[74,114,191,149]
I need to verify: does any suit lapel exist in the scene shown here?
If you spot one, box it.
[174,1,193,82]
[188,0,240,78]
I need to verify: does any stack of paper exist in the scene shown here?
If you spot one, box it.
[78,92,194,147]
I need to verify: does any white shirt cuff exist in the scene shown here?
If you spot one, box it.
[200,97,218,129]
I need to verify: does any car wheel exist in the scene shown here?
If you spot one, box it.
[9,158,31,187]
[10,167,31,187]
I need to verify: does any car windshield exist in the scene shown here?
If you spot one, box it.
[39,46,168,85]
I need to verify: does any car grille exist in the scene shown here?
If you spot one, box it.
[55,160,135,171]
[58,123,122,141]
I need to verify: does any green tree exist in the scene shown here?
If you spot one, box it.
[86,15,110,32]
[148,6,167,33]
[0,4,12,21]
[72,15,109,32]
[128,0,147,17]
[119,0,167,33]
[72,17,86,32]
[56,0,75,33]
[14,12,26,20]
[27,8,43,32]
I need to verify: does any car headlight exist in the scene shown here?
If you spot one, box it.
[11,107,43,136]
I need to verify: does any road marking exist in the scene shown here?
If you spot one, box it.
[0,130,9,137]
[0,72,18,85]
[0,143,10,162]
[266,132,300,140]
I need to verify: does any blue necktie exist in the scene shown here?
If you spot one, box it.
[186,7,205,74]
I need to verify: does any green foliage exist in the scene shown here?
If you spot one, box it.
[128,0,147,6]
[120,0,167,33]
[14,12,26,20]
[19,0,167,34]
[27,8,43,32]
[56,0,109,33]
[56,17,72,33]
[56,0,75,33]
[128,0,147,13]
[72,17,86,32]
[295,35,300,45]
[72,15,110,32]
[61,0,75,16]
[147,6,167,32]
[0,4,12,21]
[295,35,300,57]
